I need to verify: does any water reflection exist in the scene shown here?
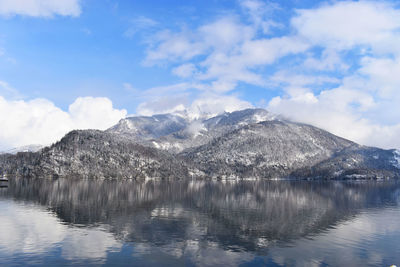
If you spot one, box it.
[0,200,122,266]
[0,178,399,266]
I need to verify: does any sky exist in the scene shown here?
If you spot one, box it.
[0,0,400,151]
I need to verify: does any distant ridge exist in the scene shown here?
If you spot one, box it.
[1,144,44,155]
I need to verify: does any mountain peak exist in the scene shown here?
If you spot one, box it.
[107,108,277,153]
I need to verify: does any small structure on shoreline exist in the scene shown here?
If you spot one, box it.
[0,173,9,183]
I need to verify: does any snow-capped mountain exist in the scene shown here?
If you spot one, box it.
[108,108,276,153]
[0,108,399,179]
[107,113,188,140]
[1,144,44,155]
[182,120,357,179]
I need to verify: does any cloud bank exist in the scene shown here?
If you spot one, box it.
[0,96,126,151]
[136,93,253,120]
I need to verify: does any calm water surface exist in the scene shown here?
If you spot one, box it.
[0,178,399,266]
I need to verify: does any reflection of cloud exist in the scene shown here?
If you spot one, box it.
[61,227,122,261]
[0,200,65,254]
[268,208,400,266]
[0,201,122,262]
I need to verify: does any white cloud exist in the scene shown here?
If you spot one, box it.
[270,70,340,88]
[196,36,309,91]
[267,60,400,149]
[237,36,309,66]
[292,1,400,50]
[136,93,252,120]
[81,27,92,35]
[0,80,23,99]
[262,1,400,150]
[303,49,349,71]
[0,95,126,151]
[188,94,253,120]
[141,82,207,97]
[136,95,188,117]
[267,87,400,149]
[198,16,254,51]
[144,14,309,93]
[358,56,400,98]
[124,16,158,38]
[144,29,206,65]
[172,63,197,78]
[239,0,282,34]
[68,97,127,130]
[122,82,137,93]
[0,0,81,17]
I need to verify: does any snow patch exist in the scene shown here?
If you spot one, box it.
[333,170,344,177]
[123,119,135,131]
[252,113,271,123]
[393,150,400,169]
[159,141,182,151]
[152,141,160,149]
[186,121,206,137]
[345,174,367,179]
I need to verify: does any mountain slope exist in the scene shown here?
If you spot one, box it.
[181,120,359,178]
[156,108,275,153]
[0,130,188,179]
[109,108,275,153]
[107,114,188,140]
[294,146,400,179]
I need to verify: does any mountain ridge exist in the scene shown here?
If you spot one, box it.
[0,108,399,180]
[0,144,44,155]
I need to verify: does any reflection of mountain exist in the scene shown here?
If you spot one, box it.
[2,178,399,254]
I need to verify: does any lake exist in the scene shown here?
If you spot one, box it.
[0,178,399,266]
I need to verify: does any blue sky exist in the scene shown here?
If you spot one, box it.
[0,0,400,150]
[0,0,318,111]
